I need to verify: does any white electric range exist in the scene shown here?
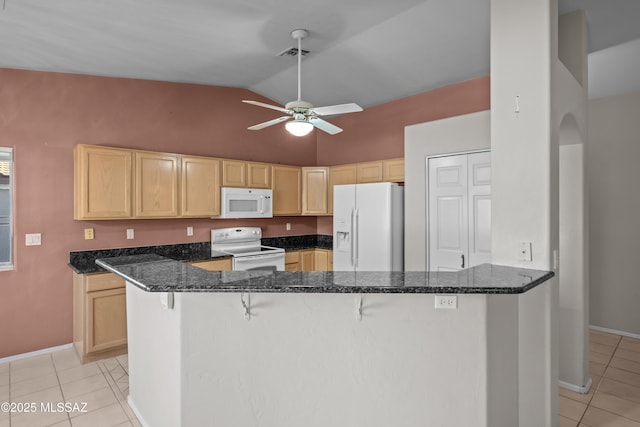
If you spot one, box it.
[211,227,285,271]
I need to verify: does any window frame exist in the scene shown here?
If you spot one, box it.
[0,147,13,270]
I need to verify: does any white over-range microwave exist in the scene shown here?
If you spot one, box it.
[219,187,273,218]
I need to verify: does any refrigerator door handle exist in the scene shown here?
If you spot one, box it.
[354,209,359,268]
[350,209,356,266]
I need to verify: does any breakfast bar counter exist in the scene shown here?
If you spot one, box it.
[97,254,557,427]
[96,253,552,294]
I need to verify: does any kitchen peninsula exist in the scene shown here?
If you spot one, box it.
[97,255,556,427]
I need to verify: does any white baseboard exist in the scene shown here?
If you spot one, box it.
[0,343,73,365]
[128,396,149,427]
[559,377,593,394]
[590,325,640,340]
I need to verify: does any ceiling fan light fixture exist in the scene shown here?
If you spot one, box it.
[285,119,314,137]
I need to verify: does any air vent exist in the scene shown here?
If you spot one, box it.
[278,47,309,57]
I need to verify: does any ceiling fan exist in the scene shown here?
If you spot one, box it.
[243,29,363,137]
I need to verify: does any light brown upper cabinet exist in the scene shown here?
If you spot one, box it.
[356,161,384,183]
[180,156,220,217]
[272,165,302,216]
[247,162,271,188]
[222,160,247,187]
[134,151,179,218]
[328,164,357,214]
[302,167,329,215]
[383,158,405,182]
[74,145,133,219]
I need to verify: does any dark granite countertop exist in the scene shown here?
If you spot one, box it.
[95,254,554,295]
[69,235,332,274]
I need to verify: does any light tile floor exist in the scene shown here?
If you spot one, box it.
[2,330,640,426]
[0,349,139,427]
[561,330,640,426]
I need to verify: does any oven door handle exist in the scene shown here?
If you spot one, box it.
[236,252,284,261]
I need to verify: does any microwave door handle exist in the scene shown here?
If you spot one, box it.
[259,196,264,214]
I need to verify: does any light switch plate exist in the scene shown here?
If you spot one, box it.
[25,233,42,246]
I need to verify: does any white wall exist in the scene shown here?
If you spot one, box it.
[404,111,491,271]
[588,91,640,335]
[559,142,589,389]
[555,10,590,391]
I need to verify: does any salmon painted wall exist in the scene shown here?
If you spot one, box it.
[0,68,317,358]
[316,76,491,235]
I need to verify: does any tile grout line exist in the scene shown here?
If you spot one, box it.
[578,334,640,427]
[51,353,72,427]
[96,359,136,425]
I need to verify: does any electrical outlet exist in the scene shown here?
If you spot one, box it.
[126,229,134,240]
[286,223,291,231]
[25,233,42,246]
[553,249,559,270]
[84,228,94,240]
[187,226,194,236]
[435,295,457,309]
[520,242,532,262]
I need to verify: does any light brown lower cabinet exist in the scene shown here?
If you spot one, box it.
[285,251,301,272]
[188,258,233,271]
[73,272,128,364]
[286,249,333,272]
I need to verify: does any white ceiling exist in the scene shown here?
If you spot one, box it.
[0,0,638,108]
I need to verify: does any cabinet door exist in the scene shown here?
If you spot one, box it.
[181,156,220,217]
[247,162,271,188]
[222,160,247,187]
[314,249,331,271]
[328,164,357,214]
[86,288,127,354]
[189,258,232,271]
[74,145,132,219]
[272,165,302,215]
[383,158,405,182]
[301,250,315,272]
[285,251,301,272]
[135,151,179,217]
[357,161,384,183]
[302,167,329,215]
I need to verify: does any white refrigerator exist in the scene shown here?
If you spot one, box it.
[333,182,404,271]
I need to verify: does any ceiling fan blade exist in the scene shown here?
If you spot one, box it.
[312,103,363,116]
[309,117,343,135]
[243,100,290,114]
[248,116,291,130]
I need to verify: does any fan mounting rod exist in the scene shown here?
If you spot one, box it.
[291,29,308,102]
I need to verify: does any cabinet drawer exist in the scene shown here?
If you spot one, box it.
[85,272,125,293]
[189,258,232,271]
[285,251,300,264]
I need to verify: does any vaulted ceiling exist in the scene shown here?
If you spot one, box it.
[1,0,639,108]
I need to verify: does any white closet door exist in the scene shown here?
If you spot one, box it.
[428,154,469,271]
[468,152,492,267]
[428,152,491,270]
